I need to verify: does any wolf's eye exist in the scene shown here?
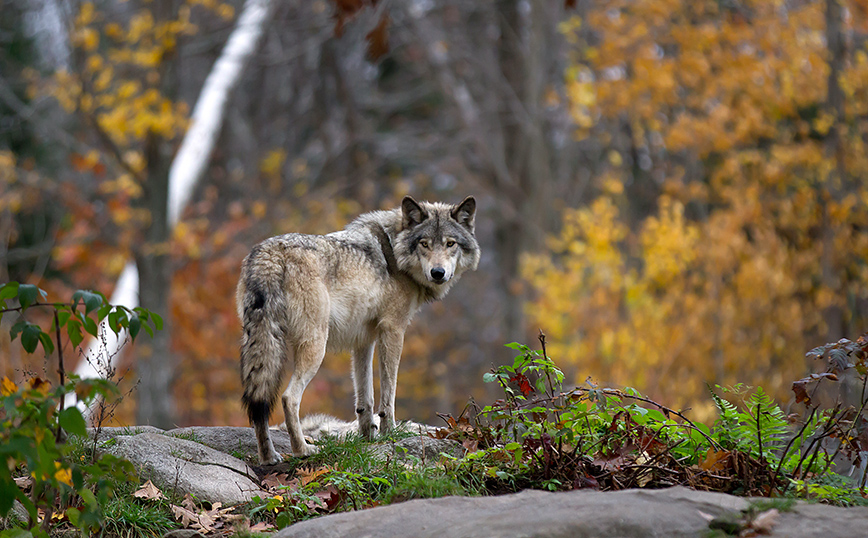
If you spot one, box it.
[446,240,456,248]
[419,240,429,249]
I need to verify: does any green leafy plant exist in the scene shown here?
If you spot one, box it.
[0,376,136,537]
[710,385,789,462]
[0,282,162,356]
[446,332,838,496]
[0,281,161,538]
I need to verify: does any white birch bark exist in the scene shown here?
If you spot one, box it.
[69,0,275,413]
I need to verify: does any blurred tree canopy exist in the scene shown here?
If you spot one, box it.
[524,0,868,420]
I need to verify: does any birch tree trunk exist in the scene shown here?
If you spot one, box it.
[71,0,276,422]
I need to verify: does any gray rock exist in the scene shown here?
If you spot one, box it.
[164,426,295,461]
[273,486,741,538]
[372,436,465,462]
[103,433,266,504]
[87,425,166,444]
[273,486,868,538]
[772,502,868,535]
[295,414,463,462]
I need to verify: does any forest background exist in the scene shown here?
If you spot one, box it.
[2,0,867,429]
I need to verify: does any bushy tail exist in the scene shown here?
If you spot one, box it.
[239,255,288,428]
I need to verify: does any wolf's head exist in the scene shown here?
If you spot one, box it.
[394,195,480,299]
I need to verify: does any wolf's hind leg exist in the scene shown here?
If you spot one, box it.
[352,344,376,438]
[282,337,327,456]
[249,402,281,465]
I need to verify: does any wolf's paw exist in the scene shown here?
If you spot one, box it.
[293,442,319,458]
[259,451,284,466]
[359,421,378,439]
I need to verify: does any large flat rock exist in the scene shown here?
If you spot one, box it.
[274,486,868,538]
[104,433,266,504]
[164,426,295,459]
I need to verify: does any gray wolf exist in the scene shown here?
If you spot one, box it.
[237,196,479,464]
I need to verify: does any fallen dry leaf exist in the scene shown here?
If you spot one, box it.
[699,448,731,472]
[171,504,199,528]
[297,466,331,487]
[696,510,716,522]
[262,472,296,489]
[193,510,216,533]
[748,508,779,535]
[315,485,343,511]
[181,493,197,512]
[132,480,166,501]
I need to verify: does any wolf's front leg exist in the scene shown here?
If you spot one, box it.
[352,344,376,438]
[376,328,405,435]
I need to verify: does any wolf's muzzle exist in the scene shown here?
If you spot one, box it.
[430,267,447,282]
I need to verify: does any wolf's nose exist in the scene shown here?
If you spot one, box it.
[431,267,446,281]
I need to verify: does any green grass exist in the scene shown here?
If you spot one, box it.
[98,497,176,538]
[785,473,868,507]
[167,430,201,443]
[747,498,796,513]
[246,430,482,526]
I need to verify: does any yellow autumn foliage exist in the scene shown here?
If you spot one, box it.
[529,0,868,420]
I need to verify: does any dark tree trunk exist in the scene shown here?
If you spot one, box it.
[134,0,179,428]
[822,0,845,343]
[134,130,176,428]
[495,0,553,341]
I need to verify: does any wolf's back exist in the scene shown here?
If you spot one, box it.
[238,241,289,428]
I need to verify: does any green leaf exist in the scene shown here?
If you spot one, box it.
[97,301,111,322]
[38,331,55,356]
[9,318,26,340]
[56,309,71,328]
[21,324,42,354]
[116,308,129,327]
[0,470,20,517]
[128,315,141,339]
[58,408,87,437]
[482,372,498,383]
[84,294,102,315]
[0,527,33,538]
[73,290,102,315]
[275,512,291,530]
[17,284,41,310]
[66,507,81,527]
[0,281,19,302]
[67,319,84,348]
[108,310,119,334]
[150,312,163,331]
[82,315,98,337]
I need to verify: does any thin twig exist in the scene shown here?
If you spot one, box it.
[774,405,818,478]
[756,401,763,461]
[54,309,65,443]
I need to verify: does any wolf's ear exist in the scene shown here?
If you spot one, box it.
[451,196,476,232]
[402,196,428,228]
